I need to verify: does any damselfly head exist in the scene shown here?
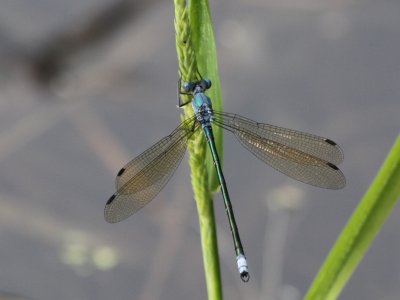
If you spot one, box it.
[202,78,212,89]
[182,79,212,94]
[182,81,194,93]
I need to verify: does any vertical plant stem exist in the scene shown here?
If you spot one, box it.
[174,0,223,299]
[188,0,224,192]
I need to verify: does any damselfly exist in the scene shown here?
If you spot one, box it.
[105,78,345,282]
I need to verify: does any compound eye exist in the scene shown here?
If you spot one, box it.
[182,82,191,92]
[203,79,212,89]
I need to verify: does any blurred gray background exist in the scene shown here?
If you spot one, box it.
[0,0,399,299]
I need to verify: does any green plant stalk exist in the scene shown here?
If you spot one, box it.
[174,0,223,299]
[188,0,223,192]
[305,135,400,300]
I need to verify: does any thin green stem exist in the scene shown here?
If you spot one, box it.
[305,135,400,300]
[174,0,223,299]
[188,0,223,192]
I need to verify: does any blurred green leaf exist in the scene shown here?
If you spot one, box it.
[306,135,400,300]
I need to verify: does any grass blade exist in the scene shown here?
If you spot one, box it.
[305,135,400,300]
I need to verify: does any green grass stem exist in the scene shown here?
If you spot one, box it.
[174,0,223,299]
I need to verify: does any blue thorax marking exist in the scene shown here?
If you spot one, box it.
[191,92,214,127]
[181,79,213,127]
